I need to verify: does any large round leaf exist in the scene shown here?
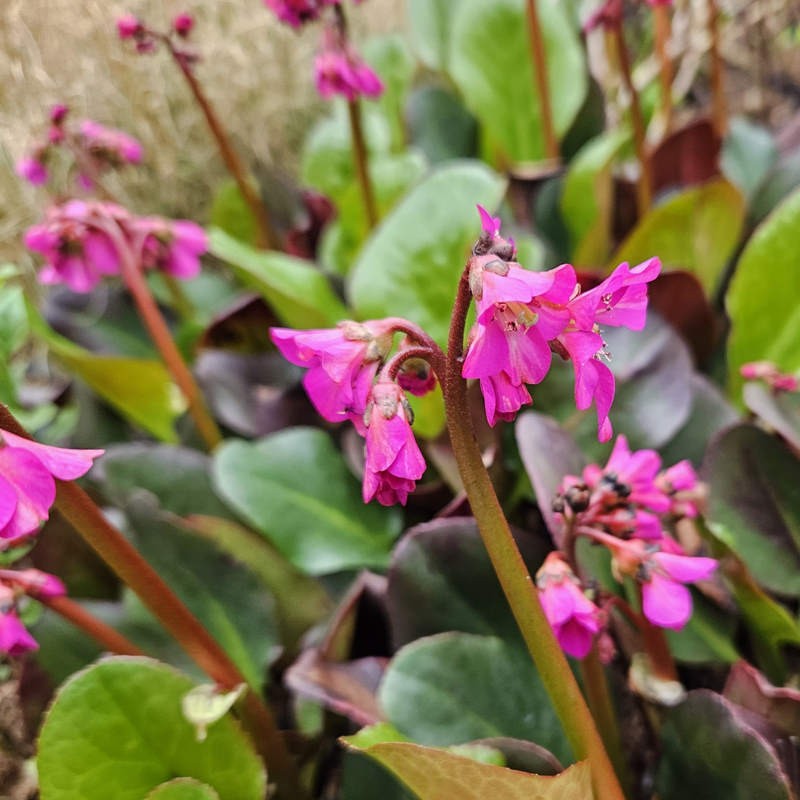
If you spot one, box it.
[212,428,402,575]
[379,632,571,763]
[727,187,800,397]
[37,658,266,800]
[348,161,506,347]
[449,0,587,163]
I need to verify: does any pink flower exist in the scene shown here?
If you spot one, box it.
[599,434,671,513]
[50,104,69,125]
[0,428,103,546]
[0,611,38,656]
[79,119,143,166]
[271,320,395,431]
[396,340,437,397]
[264,0,322,27]
[740,361,799,392]
[117,13,142,38]
[16,155,48,186]
[315,28,384,101]
[134,218,208,280]
[537,552,601,659]
[0,568,66,599]
[362,382,426,506]
[24,200,125,292]
[640,551,717,630]
[474,205,516,261]
[173,12,195,36]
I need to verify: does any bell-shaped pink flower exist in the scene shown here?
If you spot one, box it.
[0,611,38,657]
[0,428,103,546]
[537,552,601,659]
[362,382,426,506]
[0,568,66,600]
[79,119,143,166]
[600,434,671,512]
[17,155,49,186]
[264,0,322,26]
[134,218,208,280]
[117,14,143,38]
[271,320,395,431]
[315,28,383,101]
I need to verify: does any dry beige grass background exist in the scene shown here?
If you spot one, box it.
[0,0,405,261]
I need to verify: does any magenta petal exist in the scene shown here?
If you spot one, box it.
[479,375,531,427]
[0,476,17,530]
[0,448,55,541]
[556,618,596,659]
[462,322,509,380]
[642,573,692,629]
[653,552,717,583]
[0,612,38,656]
[540,582,576,626]
[2,431,103,480]
[477,204,501,237]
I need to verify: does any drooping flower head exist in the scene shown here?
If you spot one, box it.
[78,119,143,168]
[133,218,208,280]
[537,552,602,659]
[314,26,383,101]
[0,428,103,547]
[362,381,426,506]
[172,12,195,36]
[271,320,395,431]
[16,153,49,186]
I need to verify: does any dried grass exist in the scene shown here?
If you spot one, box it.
[0,0,405,261]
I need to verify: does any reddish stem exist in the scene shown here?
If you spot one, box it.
[167,43,278,249]
[653,4,674,133]
[707,0,728,137]
[525,0,560,162]
[612,23,652,216]
[37,594,145,656]
[347,101,378,229]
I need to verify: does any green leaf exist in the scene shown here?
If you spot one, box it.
[561,129,629,266]
[610,179,745,294]
[0,283,29,357]
[124,499,279,689]
[363,35,416,152]
[209,180,258,246]
[450,0,587,163]
[348,161,506,347]
[406,0,458,73]
[379,633,572,764]
[342,739,591,800]
[743,382,800,451]
[37,657,266,800]
[656,690,792,800]
[704,424,800,597]
[727,188,800,397]
[406,86,478,165]
[146,779,220,800]
[721,117,778,203]
[208,228,347,328]
[212,428,402,575]
[664,593,738,665]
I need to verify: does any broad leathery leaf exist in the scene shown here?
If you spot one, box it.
[407,86,478,165]
[610,179,745,294]
[720,117,778,203]
[37,657,266,800]
[561,129,630,266]
[406,0,459,73]
[212,428,402,575]
[743,382,800,451]
[208,228,347,328]
[727,187,800,398]
[342,739,591,800]
[209,180,257,246]
[348,161,506,347]
[655,690,792,800]
[146,779,220,800]
[450,0,587,164]
[24,297,182,441]
[379,632,571,763]
[704,424,800,597]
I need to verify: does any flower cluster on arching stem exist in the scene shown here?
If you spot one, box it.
[0,429,102,656]
[538,435,717,659]
[271,206,662,509]
[16,104,142,190]
[24,200,208,293]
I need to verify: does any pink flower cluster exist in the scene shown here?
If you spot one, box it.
[263,0,362,28]
[271,320,425,506]
[314,27,383,101]
[24,200,208,293]
[117,12,195,51]
[0,568,66,657]
[0,428,102,547]
[740,361,799,393]
[539,435,716,658]
[464,207,660,440]
[16,105,143,190]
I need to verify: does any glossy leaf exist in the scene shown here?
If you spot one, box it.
[37,657,266,800]
[450,0,586,163]
[655,690,792,800]
[610,179,745,294]
[212,428,402,575]
[561,129,629,266]
[208,228,347,328]
[743,383,800,451]
[209,180,257,246]
[406,0,458,72]
[407,86,478,164]
[342,738,590,800]
[379,632,571,763]
[704,424,800,597]
[727,188,800,397]
[348,161,506,347]
[721,117,778,203]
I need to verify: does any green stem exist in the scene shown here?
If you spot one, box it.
[441,276,625,799]
[0,405,308,800]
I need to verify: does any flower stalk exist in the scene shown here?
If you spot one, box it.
[652,4,673,133]
[707,0,728,137]
[525,0,560,163]
[441,275,625,799]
